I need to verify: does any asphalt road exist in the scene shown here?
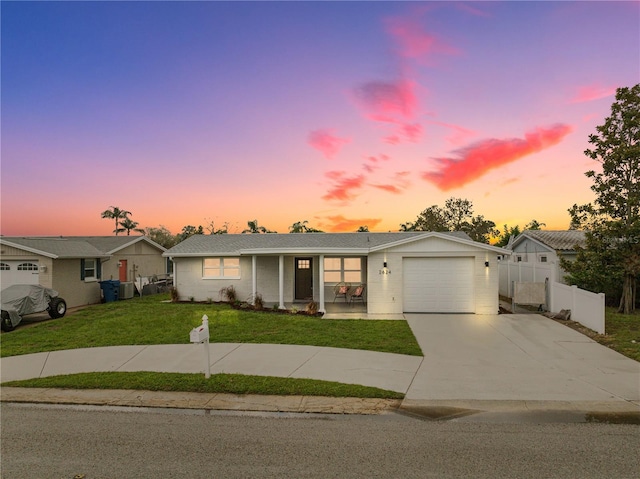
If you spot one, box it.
[2,403,639,478]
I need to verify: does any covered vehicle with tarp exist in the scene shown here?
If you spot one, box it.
[1,284,67,331]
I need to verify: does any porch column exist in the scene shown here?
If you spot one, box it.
[251,255,257,305]
[278,255,285,309]
[318,254,325,313]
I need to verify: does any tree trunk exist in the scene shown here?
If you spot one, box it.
[617,273,636,314]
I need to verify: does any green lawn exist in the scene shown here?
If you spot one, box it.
[600,308,640,362]
[2,372,404,399]
[0,294,423,358]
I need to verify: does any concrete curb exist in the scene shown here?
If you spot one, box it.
[0,387,402,415]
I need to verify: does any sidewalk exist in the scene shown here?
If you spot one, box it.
[0,343,420,415]
[2,313,639,419]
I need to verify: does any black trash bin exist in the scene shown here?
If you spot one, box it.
[100,280,121,302]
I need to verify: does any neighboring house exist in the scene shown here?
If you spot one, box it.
[163,232,509,315]
[0,236,167,308]
[507,230,586,283]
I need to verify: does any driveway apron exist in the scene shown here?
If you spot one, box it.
[404,313,640,405]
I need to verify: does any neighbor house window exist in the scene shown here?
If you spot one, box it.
[203,258,240,278]
[81,259,98,281]
[323,257,362,283]
[516,256,522,262]
[540,256,547,263]
[18,262,38,271]
[0,263,10,270]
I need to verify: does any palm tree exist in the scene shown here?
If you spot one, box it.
[119,217,145,236]
[242,219,275,234]
[101,206,132,236]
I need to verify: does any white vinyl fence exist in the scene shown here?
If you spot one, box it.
[548,283,605,334]
[499,261,556,298]
[499,260,605,334]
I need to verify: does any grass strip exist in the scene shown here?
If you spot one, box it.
[1,294,422,358]
[1,372,404,399]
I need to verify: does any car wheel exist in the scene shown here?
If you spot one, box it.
[1,311,14,332]
[48,298,67,319]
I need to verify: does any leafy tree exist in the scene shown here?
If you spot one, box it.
[495,225,521,248]
[177,225,204,242]
[409,205,448,232]
[494,220,545,247]
[402,197,498,244]
[119,217,145,236]
[143,226,177,249]
[289,220,323,233]
[101,206,132,236]
[356,225,369,232]
[564,84,640,314]
[205,219,228,235]
[242,219,276,234]
[525,219,546,230]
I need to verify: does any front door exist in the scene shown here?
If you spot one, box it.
[119,260,127,282]
[295,258,313,300]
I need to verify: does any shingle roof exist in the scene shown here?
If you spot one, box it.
[0,235,165,258]
[516,230,586,251]
[0,237,109,259]
[164,231,505,257]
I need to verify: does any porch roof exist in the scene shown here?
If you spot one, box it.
[164,231,509,257]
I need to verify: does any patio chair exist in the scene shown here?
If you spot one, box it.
[349,284,366,306]
[333,282,351,302]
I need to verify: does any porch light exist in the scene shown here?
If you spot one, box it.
[485,261,490,267]
[379,261,391,275]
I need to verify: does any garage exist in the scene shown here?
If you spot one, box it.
[0,261,40,288]
[403,257,475,313]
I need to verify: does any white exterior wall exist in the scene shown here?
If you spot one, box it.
[367,237,499,315]
[174,255,307,303]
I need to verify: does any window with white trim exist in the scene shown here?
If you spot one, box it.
[83,259,97,280]
[0,263,10,270]
[203,258,240,278]
[540,255,547,263]
[323,257,362,283]
[18,262,38,271]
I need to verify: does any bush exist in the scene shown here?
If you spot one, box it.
[219,285,237,303]
[251,293,264,311]
[305,301,319,315]
[170,287,179,302]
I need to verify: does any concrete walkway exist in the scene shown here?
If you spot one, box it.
[1,313,639,417]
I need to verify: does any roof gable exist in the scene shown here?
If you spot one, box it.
[0,237,108,259]
[0,235,165,259]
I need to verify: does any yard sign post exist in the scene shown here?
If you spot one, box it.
[189,314,211,378]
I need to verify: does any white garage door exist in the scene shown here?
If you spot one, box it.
[403,257,474,313]
[0,260,40,288]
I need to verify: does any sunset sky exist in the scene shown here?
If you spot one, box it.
[2,1,639,238]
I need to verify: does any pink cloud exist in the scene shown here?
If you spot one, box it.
[362,154,390,173]
[371,171,411,194]
[455,3,492,17]
[322,171,366,202]
[307,129,350,159]
[427,120,476,145]
[322,215,383,233]
[385,16,460,61]
[569,84,617,104]
[354,79,417,122]
[422,124,573,190]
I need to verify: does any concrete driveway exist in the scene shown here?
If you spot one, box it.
[403,313,640,411]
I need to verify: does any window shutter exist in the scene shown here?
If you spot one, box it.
[97,259,102,279]
[80,259,85,280]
